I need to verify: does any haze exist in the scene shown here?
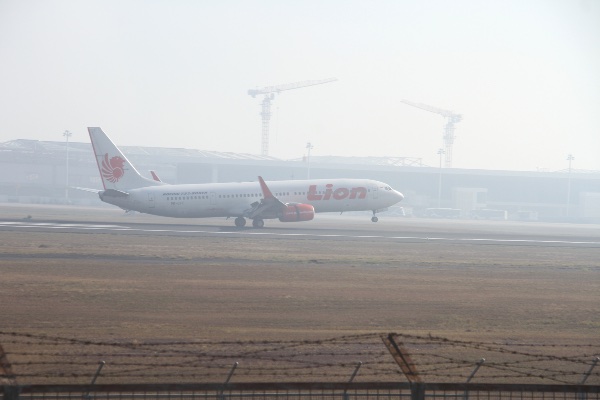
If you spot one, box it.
[1,0,599,172]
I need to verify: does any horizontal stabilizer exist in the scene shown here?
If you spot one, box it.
[72,186,102,194]
[102,189,129,197]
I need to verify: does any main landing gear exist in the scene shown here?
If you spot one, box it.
[234,217,265,228]
[234,217,246,227]
[371,210,379,223]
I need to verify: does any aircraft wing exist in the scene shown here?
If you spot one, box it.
[244,176,287,219]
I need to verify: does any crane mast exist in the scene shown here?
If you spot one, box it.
[401,100,462,168]
[248,78,337,156]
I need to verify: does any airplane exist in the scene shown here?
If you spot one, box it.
[85,127,404,228]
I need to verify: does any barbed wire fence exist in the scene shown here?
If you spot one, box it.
[1,331,598,385]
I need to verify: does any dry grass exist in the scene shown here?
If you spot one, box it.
[0,204,598,384]
[1,229,598,340]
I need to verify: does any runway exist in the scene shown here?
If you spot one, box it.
[1,210,599,247]
[1,204,599,344]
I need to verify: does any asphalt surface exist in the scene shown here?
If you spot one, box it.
[1,205,599,248]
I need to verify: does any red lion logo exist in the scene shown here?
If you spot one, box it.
[101,154,126,183]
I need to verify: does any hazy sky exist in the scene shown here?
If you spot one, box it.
[1,0,599,171]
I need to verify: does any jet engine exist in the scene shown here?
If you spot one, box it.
[278,204,315,222]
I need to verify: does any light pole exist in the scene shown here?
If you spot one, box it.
[437,148,445,208]
[566,154,574,218]
[63,130,72,201]
[306,142,314,179]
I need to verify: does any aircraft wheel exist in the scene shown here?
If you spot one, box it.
[234,217,246,227]
[371,216,379,223]
[252,218,265,228]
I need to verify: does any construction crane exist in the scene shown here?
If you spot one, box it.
[401,100,462,168]
[248,78,337,156]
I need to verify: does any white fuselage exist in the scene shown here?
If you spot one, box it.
[100,178,403,219]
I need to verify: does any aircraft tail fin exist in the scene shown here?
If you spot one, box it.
[88,127,163,190]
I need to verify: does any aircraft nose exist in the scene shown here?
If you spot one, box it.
[395,190,404,201]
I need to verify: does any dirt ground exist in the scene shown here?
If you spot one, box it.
[0,204,598,384]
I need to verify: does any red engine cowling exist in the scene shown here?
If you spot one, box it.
[279,203,315,222]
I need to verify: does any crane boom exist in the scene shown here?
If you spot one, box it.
[249,78,337,156]
[401,99,462,168]
[248,78,337,97]
[400,100,457,119]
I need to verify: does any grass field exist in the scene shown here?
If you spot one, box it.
[0,204,598,384]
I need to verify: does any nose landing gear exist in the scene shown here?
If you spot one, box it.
[371,211,378,222]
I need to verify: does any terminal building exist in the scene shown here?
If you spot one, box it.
[1,138,599,223]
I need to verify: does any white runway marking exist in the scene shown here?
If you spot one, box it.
[1,221,599,246]
[0,222,125,228]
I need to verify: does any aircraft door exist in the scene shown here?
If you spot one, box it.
[210,192,216,205]
[148,193,155,208]
[372,185,378,200]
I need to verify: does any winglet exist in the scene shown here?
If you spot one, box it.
[150,170,162,182]
[258,176,275,200]
[258,176,287,207]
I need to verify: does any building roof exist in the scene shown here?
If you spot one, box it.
[294,155,425,167]
[1,139,599,175]
[0,139,280,161]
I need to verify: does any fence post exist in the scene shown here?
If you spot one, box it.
[0,344,17,385]
[466,358,485,383]
[90,361,105,385]
[382,334,422,383]
[343,362,362,400]
[464,358,485,400]
[219,362,238,400]
[410,383,425,400]
[84,361,105,400]
[2,386,20,400]
[578,357,600,400]
[580,357,599,385]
